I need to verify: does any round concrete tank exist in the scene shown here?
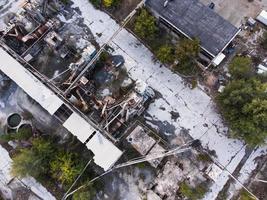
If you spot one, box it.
[17,123,32,134]
[7,113,22,130]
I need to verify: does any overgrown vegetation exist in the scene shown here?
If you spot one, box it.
[72,185,96,200]
[134,9,158,40]
[50,152,83,185]
[239,189,255,200]
[179,182,207,200]
[174,38,200,75]
[197,153,212,162]
[132,9,200,76]
[8,135,98,199]
[0,128,32,141]
[228,56,253,79]
[103,0,120,7]
[217,56,267,146]
[156,45,175,64]
[88,0,120,8]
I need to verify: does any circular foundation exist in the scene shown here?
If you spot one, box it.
[17,123,32,134]
[7,113,22,129]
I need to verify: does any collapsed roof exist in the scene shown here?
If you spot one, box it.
[0,48,122,171]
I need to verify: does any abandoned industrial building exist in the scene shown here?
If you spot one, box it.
[0,0,155,172]
[145,0,240,60]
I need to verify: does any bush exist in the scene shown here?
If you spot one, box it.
[217,78,267,146]
[103,0,113,7]
[134,9,157,40]
[72,185,96,200]
[0,128,32,142]
[50,152,83,186]
[197,153,212,162]
[239,189,255,200]
[60,0,69,4]
[191,79,198,89]
[102,0,120,7]
[179,182,207,200]
[89,0,101,7]
[174,38,200,75]
[176,38,200,60]
[11,139,56,179]
[229,56,253,79]
[156,45,175,64]
[174,57,198,75]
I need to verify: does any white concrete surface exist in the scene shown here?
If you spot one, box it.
[86,132,123,171]
[63,112,97,143]
[0,48,63,115]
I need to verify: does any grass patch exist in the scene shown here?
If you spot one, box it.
[239,189,255,200]
[197,153,212,162]
[179,182,207,200]
[0,128,32,142]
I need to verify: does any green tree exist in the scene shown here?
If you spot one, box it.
[229,56,253,79]
[179,182,207,200]
[72,186,96,200]
[134,9,157,40]
[176,38,200,61]
[50,152,82,186]
[217,79,267,146]
[156,45,175,64]
[0,128,32,142]
[103,0,113,7]
[11,139,55,178]
[239,189,255,200]
[174,38,200,75]
[11,148,36,177]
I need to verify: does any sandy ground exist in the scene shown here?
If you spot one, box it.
[200,0,267,27]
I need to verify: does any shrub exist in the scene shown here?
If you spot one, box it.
[179,182,207,200]
[217,78,267,146]
[239,189,255,200]
[156,45,175,64]
[134,9,157,40]
[229,56,253,79]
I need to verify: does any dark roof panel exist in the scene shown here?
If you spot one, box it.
[146,0,239,57]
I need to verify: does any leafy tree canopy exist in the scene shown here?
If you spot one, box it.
[134,9,157,40]
[176,38,200,61]
[173,38,200,75]
[72,185,96,200]
[217,78,267,146]
[11,139,55,178]
[156,45,175,64]
[179,182,207,200]
[103,0,113,7]
[229,56,253,79]
[50,152,82,186]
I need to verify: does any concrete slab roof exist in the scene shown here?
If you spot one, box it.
[0,48,63,115]
[86,132,123,171]
[63,112,97,143]
[126,125,156,155]
[146,0,240,57]
[257,10,267,26]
